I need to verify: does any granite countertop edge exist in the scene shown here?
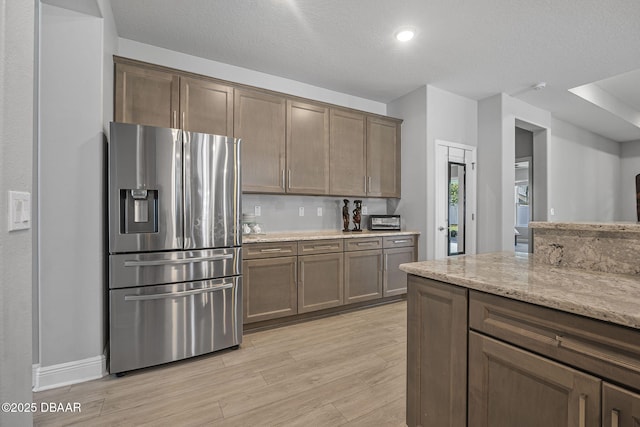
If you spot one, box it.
[530,221,640,233]
[400,252,640,330]
[243,230,420,243]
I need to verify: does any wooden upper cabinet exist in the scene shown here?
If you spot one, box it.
[329,109,366,196]
[234,88,286,193]
[367,116,401,198]
[180,77,233,136]
[286,100,330,195]
[115,62,179,128]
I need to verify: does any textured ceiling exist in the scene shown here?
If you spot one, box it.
[109,0,640,141]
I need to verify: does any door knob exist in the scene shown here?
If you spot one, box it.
[438,226,445,231]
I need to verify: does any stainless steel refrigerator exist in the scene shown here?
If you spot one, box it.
[108,122,242,374]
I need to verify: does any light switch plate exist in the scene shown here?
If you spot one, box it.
[362,205,368,215]
[298,207,304,216]
[317,207,322,217]
[8,191,31,231]
[254,205,261,216]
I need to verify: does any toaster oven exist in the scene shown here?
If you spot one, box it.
[368,215,401,231]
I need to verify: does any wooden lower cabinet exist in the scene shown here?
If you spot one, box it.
[344,249,383,304]
[603,383,640,426]
[468,331,601,427]
[298,252,344,313]
[383,246,414,296]
[407,276,467,427]
[242,256,297,323]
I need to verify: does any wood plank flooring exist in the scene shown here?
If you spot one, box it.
[33,301,407,426]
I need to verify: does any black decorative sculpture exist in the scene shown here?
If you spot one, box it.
[352,200,362,232]
[342,199,350,232]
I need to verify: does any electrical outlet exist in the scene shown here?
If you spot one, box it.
[317,207,323,216]
[299,207,305,216]
[550,208,555,216]
[254,205,261,216]
[362,205,368,215]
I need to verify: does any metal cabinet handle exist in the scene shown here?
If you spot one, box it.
[124,253,233,267]
[124,282,234,301]
[182,111,185,129]
[392,239,409,244]
[368,176,372,192]
[556,335,640,374]
[364,176,367,192]
[288,169,291,189]
[384,253,388,271]
[611,409,619,427]
[579,394,586,427]
[356,242,376,246]
[260,248,283,253]
[282,170,285,189]
[173,110,177,128]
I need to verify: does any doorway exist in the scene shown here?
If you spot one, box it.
[435,141,477,259]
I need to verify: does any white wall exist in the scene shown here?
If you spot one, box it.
[388,85,477,261]
[477,94,551,253]
[387,86,427,259]
[118,39,387,116]
[38,3,105,377]
[620,140,640,221]
[548,118,621,222]
[0,0,35,425]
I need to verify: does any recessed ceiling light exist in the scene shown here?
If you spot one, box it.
[395,29,415,42]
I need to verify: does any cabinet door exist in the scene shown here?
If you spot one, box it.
[383,246,416,297]
[469,331,601,427]
[234,89,286,193]
[366,116,401,197]
[286,100,330,195]
[115,62,179,128]
[344,249,382,304]
[180,76,233,135]
[242,257,296,323]
[329,109,366,196]
[298,253,344,313]
[406,276,467,427]
[603,383,640,426]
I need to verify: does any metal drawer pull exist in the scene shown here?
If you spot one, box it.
[556,335,640,374]
[313,245,334,250]
[125,253,233,267]
[356,242,377,246]
[260,248,283,253]
[282,170,285,189]
[392,239,409,244]
[579,394,586,427]
[125,282,234,301]
[611,409,619,427]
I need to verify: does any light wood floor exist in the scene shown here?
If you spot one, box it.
[33,301,407,426]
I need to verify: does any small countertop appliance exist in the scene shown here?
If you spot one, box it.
[368,215,401,231]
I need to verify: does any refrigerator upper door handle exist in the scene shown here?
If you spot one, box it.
[124,282,235,301]
[124,253,234,267]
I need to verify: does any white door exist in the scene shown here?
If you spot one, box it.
[435,141,477,259]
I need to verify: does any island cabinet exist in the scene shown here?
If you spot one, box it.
[406,276,468,427]
[234,88,287,194]
[344,237,384,304]
[242,241,297,323]
[297,239,344,313]
[407,275,640,427]
[114,59,233,135]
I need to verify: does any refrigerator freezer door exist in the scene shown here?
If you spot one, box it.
[109,276,242,374]
[109,122,183,253]
[109,247,241,289]
[184,132,241,249]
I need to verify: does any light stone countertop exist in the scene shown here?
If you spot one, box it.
[530,221,640,233]
[400,252,640,330]
[242,230,419,243]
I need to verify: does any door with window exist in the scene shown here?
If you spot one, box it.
[435,141,477,259]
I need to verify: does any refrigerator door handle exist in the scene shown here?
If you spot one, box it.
[124,282,235,301]
[124,253,234,267]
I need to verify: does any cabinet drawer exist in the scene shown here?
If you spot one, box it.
[345,237,382,251]
[382,235,416,248]
[298,239,343,255]
[469,291,640,391]
[243,241,298,259]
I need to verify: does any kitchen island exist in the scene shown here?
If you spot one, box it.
[401,250,640,427]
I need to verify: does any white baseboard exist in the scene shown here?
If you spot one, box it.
[33,355,106,392]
